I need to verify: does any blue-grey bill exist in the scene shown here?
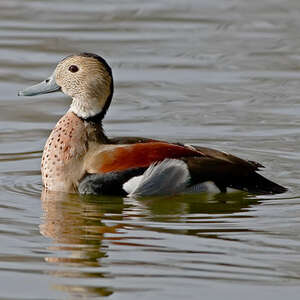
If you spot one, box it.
[18,73,61,96]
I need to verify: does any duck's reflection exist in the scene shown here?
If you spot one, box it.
[40,189,258,297]
[40,189,125,297]
[137,191,258,218]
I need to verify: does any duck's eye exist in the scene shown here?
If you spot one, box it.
[68,65,79,73]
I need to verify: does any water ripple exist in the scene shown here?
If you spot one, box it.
[1,0,300,299]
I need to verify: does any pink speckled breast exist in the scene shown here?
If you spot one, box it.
[41,111,88,192]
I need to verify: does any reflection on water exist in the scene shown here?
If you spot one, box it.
[39,190,261,298]
[42,191,110,265]
[2,0,300,299]
[41,190,121,297]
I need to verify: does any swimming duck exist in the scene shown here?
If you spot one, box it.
[18,53,287,196]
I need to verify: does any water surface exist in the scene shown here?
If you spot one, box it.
[1,0,300,299]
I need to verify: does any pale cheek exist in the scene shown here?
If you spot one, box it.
[61,86,70,96]
[61,83,77,98]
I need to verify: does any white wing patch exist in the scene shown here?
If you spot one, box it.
[123,159,190,197]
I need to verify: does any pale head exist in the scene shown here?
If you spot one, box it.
[18,53,114,120]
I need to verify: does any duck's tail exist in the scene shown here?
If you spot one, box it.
[228,172,287,195]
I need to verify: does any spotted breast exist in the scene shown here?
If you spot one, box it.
[41,111,88,192]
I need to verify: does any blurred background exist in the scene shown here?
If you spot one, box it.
[1,0,300,299]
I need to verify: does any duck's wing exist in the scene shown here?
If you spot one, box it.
[109,137,262,169]
[83,141,286,195]
[81,142,202,196]
[109,137,266,173]
[86,142,203,173]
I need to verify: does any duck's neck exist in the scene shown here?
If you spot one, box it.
[80,109,107,125]
[69,84,113,124]
[66,107,109,143]
[83,118,109,144]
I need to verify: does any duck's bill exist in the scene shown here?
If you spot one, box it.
[18,73,61,96]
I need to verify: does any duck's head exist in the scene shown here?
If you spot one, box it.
[18,53,114,120]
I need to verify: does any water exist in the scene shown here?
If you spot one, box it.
[1,0,300,299]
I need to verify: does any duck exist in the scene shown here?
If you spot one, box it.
[18,52,287,196]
